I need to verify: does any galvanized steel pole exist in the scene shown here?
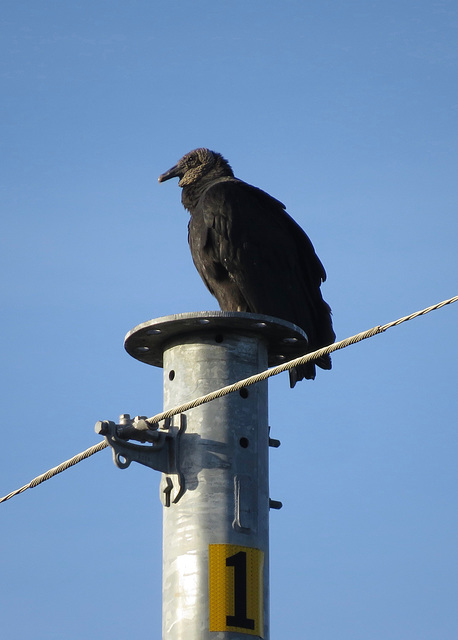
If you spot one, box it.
[122,311,308,640]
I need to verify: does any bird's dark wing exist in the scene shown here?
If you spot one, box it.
[189,178,335,359]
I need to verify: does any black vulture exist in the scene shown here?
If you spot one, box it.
[158,148,335,387]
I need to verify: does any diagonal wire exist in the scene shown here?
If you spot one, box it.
[1,294,457,504]
[0,441,108,503]
[143,294,458,425]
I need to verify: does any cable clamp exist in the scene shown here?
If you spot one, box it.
[95,413,186,505]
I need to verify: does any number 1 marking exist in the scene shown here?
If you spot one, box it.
[209,544,264,637]
[226,551,255,629]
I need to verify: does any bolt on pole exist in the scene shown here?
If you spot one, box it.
[105,311,308,640]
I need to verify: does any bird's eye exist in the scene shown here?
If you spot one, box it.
[187,156,201,169]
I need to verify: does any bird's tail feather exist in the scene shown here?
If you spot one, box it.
[289,355,332,388]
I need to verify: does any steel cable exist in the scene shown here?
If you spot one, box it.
[2,294,457,504]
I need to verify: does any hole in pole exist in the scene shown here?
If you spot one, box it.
[169,370,175,381]
[239,387,249,399]
[239,437,249,448]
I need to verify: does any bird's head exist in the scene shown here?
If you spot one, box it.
[158,148,233,187]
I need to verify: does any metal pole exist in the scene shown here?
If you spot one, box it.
[121,311,308,640]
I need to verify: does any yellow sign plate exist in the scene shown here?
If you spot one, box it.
[209,544,264,637]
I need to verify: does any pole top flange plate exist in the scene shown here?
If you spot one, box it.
[124,311,309,368]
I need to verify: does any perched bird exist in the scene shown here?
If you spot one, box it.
[158,148,335,387]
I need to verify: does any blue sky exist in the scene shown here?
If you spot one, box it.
[1,2,457,638]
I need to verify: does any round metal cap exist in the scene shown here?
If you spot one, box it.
[124,311,309,368]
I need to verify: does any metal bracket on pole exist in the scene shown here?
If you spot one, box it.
[95,413,186,505]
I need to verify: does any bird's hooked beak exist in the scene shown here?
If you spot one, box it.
[158,164,181,183]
